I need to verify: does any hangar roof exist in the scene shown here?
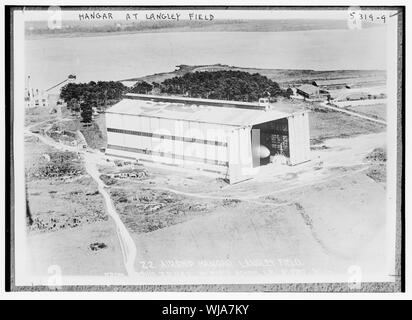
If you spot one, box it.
[313,79,350,86]
[296,84,320,95]
[106,94,305,127]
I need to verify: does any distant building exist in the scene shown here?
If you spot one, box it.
[296,84,330,101]
[105,94,311,184]
[312,75,387,90]
[25,76,48,108]
[40,74,77,111]
[258,97,270,108]
[312,79,352,89]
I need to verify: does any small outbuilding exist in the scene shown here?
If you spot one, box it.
[312,79,352,89]
[296,84,330,101]
[105,94,311,183]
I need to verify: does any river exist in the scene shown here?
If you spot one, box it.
[25,27,387,90]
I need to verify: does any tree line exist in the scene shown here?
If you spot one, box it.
[131,71,286,101]
[161,71,285,101]
[60,71,287,123]
[60,81,126,123]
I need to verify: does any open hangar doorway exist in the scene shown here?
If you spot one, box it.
[251,118,290,167]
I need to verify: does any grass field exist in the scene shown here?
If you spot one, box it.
[309,109,386,144]
[346,103,387,121]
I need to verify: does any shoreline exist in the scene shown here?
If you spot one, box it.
[25,27,350,41]
[119,64,386,87]
[24,19,384,41]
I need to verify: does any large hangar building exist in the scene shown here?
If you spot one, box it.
[105,94,310,183]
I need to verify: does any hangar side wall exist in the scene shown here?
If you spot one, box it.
[105,112,232,175]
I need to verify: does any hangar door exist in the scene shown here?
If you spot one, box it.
[287,112,311,165]
[227,127,253,184]
[251,118,290,167]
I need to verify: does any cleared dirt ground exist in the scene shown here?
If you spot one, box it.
[133,204,334,279]
[25,109,125,277]
[97,131,389,282]
[129,170,387,281]
[25,134,106,232]
[26,219,126,277]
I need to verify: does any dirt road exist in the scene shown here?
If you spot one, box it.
[82,153,137,277]
[24,128,138,278]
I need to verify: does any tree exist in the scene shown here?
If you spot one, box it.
[130,81,153,94]
[60,81,127,110]
[68,98,80,112]
[80,98,93,124]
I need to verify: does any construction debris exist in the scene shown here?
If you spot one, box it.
[365,147,387,162]
[89,242,108,251]
[114,159,124,167]
[29,210,108,232]
[32,151,84,179]
[99,174,117,186]
[101,167,148,182]
[365,147,386,183]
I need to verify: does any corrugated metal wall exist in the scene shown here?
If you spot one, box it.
[106,111,311,183]
[106,113,232,175]
[288,112,311,165]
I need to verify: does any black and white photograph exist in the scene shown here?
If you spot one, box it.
[5,3,405,294]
